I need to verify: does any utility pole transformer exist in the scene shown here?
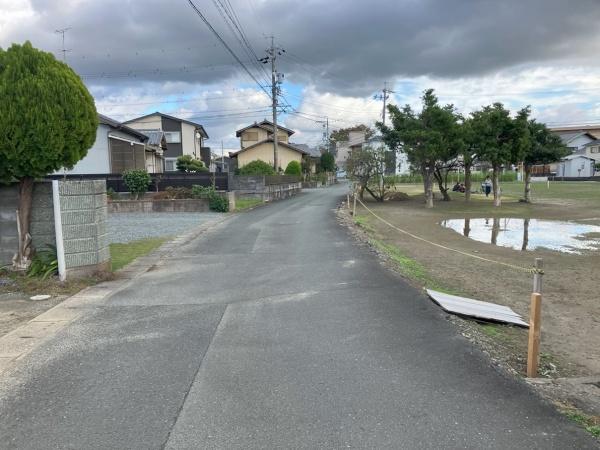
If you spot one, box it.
[374,81,395,126]
[261,37,285,171]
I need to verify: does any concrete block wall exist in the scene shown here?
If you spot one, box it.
[0,180,109,276]
[59,180,109,275]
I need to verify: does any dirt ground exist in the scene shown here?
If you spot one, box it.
[349,185,600,376]
[0,271,110,338]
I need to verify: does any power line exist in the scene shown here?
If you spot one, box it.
[95,92,266,107]
[185,0,271,99]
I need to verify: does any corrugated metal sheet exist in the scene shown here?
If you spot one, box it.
[426,289,529,327]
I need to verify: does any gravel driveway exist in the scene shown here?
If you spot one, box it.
[107,212,222,244]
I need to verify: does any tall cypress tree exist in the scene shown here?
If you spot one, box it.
[0,41,97,269]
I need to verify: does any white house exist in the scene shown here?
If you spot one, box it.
[557,155,595,177]
[552,131,596,152]
[57,114,165,175]
[341,130,409,175]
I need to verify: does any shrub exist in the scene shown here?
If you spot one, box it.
[106,187,118,200]
[191,184,215,198]
[27,245,58,279]
[208,193,229,212]
[176,155,208,172]
[238,160,275,175]
[284,160,302,175]
[122,169,151,199]
[320,152,335,172]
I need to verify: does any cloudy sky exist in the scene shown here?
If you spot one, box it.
[2,0,600,151]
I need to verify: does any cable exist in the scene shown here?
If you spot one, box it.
[185,0,271,99]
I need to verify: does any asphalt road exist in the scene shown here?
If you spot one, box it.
[0,185,596,449]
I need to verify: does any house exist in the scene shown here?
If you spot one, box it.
[577,140,600,161]
[57,114,165,175]
[551,130,596,152]
[550,125,600,140]
[124,112,209,172]
[290,143,321,173]
[341,130,410,175]
[229,120,308,170]
[557,154,596,177]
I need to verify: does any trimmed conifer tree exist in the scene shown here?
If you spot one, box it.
[0,42,97,269]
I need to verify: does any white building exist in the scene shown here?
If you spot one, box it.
[57,114,165,175]
[557,155,595,177]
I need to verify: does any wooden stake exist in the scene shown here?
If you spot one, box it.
[527,292,542,378]
[352,193,357,216]
[347,193,350,209]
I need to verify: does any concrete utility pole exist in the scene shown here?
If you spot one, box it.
[261,36,285,171]
[374,82,395,126]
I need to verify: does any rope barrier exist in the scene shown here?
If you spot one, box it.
[352,194,544,275]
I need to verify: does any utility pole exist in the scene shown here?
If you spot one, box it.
[55,27,71,63]
[260,37,285,171]
[374,81,395,126]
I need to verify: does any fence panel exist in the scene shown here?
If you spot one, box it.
[46,173,229,191]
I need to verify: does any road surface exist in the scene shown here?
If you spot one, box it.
[0,185,595,449]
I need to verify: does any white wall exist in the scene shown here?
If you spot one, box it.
[559,158,595,177]
[57,125,111,174]
[181,122,198,156]
[569,135,595,150]
[126,115,162,130]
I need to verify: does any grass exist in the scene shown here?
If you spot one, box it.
[389,181,600,205]
[109,237,169,271]
[236,197,264,211]
[0,268,108,297]
[480,324,503,338]
[561,407,600,438]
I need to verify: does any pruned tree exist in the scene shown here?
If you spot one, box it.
[345,144,387,202]
[0,42,97,269]
[176,155,208,172]
[470,104,530,207]
[379,89,462,207]
[522,120,568,202]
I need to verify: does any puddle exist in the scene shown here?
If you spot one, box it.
[441,218,600,254]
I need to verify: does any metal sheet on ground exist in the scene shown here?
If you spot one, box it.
[426,289,529,327]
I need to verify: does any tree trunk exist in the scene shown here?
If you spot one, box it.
[424,168,434,208]
[463,218,471,237]
[13,176,35,270]
[359,184,365,200]
[522,218,530,251]
[464,163,472,202]
[492,165,501,207]
[523,167,532,203]
[491,217,500,245]
[433,169,451,201]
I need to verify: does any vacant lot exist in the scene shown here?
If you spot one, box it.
[352,181,600,377]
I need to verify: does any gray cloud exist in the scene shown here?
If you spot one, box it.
[4,0,600,94]
[2,0,600,143]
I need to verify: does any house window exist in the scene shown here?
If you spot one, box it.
[591,146,599,153]
[164,158,177,171]
[164,132,181,144]
[243,131,258,142]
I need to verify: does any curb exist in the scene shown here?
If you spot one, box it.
[0,213,233,376]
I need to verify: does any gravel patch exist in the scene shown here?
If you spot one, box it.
[107,212,222,244]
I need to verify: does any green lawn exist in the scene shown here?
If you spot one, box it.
[109,237,169,271]
[235,197,263,211]
[387,180,600,209]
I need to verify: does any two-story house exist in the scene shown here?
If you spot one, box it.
[124,112,209,171]
[229,120,308,171]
